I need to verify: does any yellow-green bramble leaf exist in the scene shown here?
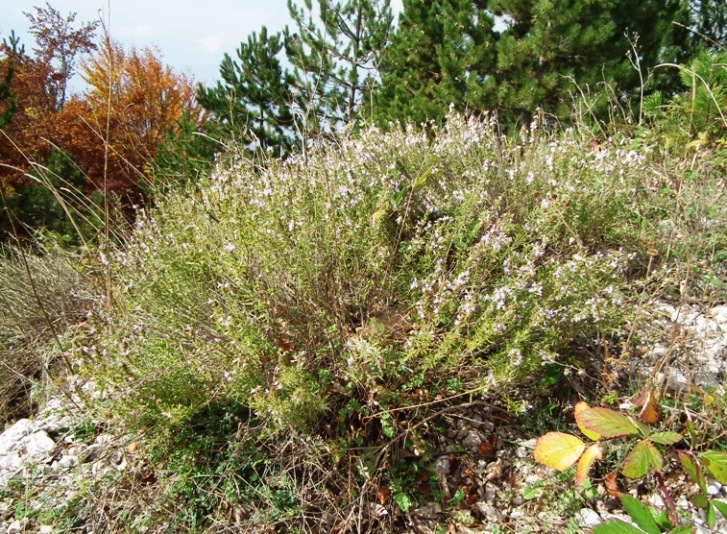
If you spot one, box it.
[706,501,716,529]
[576,443,603,485]
[622,440,663,479]
[711,499,727,520]
[533,432,585,471]
[574,401,601,440]
[576,407,640,439]
[649,431,682,445]
[700,451,727,484]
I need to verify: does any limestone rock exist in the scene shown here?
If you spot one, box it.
[0,419,56,487]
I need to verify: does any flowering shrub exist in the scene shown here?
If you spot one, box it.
[83,111,727,528]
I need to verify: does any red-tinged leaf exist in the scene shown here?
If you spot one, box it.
[639,390,661,425]
[604,471,622,497]
[678,450,707,492]
[700,451,727,484]
[649,432,682,445]
[590,518,645,533]
[576,444,603,485]
[574,401,601,440]
[622,440,663,479]
[620,494,661,534]
[533,432,585,471]
[576,407,640,438]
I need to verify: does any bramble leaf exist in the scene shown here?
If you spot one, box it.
[576,444,603,485]
[691,492,709,508]
[678,450,707,493]
[620,494,661,534]
[576,407,640,438]
[575,401,601,440]
[706,501,716,528]
[712,499,727,520]
[700,450,727,484]
[649,431,681,445]
[590,518,645,533]
[622,440,663,479]
[533,432,585,471]
[636,389,661,425]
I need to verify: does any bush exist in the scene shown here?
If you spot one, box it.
[87,111,727,529]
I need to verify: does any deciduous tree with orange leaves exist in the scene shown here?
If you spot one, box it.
[0,3,204,240]
[57,37,204,201]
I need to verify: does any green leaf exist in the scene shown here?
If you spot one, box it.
[700,450,727,484]
[590,518,646,534]
[706,501,716,528]
[392,490,412,512]
[634,419,651,438]
[619,494,661,534]
[652,509,672,530]
[678,450,706,493]
[685,420,697,447]
[666,526,695,534]
[576,407,640,439]
[411,166,433,192]
[691,493,709,508]
[622,440,663,479]
[649,432,681,445]
[712,499,727,519]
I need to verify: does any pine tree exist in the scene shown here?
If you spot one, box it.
[611,0,691,98]
[197,27,296,157]
[374,0,497,126]
[0,32,23,129]
[489,0,691,125]
[285,0,393,133]
[690,0,726,50]
[374,0,696,129]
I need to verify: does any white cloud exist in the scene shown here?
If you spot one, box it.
[197,33,234,56]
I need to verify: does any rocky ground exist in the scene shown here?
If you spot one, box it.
[1,302,726,533]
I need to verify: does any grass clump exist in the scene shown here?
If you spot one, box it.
[0,245,99,425]
[84,111,726,530]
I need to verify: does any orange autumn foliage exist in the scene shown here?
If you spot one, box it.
[1,32,203,222]
[0,48,60,190]
[55,38,204,201]
[1,3,98,197]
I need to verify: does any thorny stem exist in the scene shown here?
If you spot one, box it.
[655,470,679,526]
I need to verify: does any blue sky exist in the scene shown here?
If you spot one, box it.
[2,0,402,89]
